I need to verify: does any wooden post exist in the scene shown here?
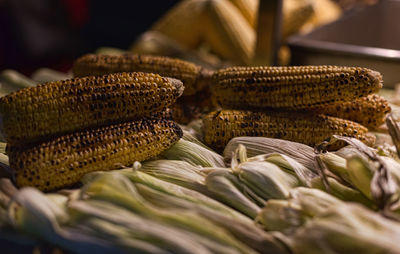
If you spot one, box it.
[253,0,283,66]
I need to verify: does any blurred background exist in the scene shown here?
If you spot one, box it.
[0,0,382,75]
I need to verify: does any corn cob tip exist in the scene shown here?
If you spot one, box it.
[368,70,383,89]
[167,77,185,97]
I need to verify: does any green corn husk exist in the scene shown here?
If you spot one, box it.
[205,169,262,218]
[31,68,71,83]
[119,169,247,221]
[289,187,344,218]
[70,199,218,254]
[319,152,352,183]
[0,69,36,94]
[134,183,289,254]
[224,137,316,171]
[256,187,344,233]
[140,160,207,193]
[234,160,300,200]
[231,144,315,187]
[346,155,374,200]
[181,130,213,151]
[310,177,374,208]
[161,139,225,167]
[291,203,400,254]
[8,188,120,254]
[256,199,307,234]
[182,119,204,142]
[80,173,257,254]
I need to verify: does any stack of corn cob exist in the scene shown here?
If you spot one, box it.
[73,53,214,124]
[204,65,391,151]
[0,71,185,192]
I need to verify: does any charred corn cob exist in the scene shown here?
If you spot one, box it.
[8,119,183,192]
[313,94,391,130]
[212,66,383,110]
[0,72,183,145]
[73,53,211,96]
[203,110,374,151]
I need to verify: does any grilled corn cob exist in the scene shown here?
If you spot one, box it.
[212,66,383,110]
[313,94,391,129]
[73,53,211,96]
[8,119,183,192]
[0,72,183,145]
[203,110,374,151]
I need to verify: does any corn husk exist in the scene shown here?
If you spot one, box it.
[119,169,247,221]
[140,160,207,193]
[290,187,343,217]
[319,135,398,209]
[80,172,257,254]
[181,130,212,151]
[256,187,343,235]
[319,152,351,183]
[234,160,300,200]
[8,188,118,254]
[31,68,72,83]
[310,177,374,208]
[161,139,225,167]
[70,199,219,254]
[346,155,375,200]
[224,137,317,172]
[134,183,288,254]
[205,169,261,218]
[291,203,400,254]
[256,199,306,234]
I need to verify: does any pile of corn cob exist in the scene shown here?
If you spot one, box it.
[204,65,391,151]
[0,62,197,191]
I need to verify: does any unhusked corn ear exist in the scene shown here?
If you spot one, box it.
[8,119,183,192]
[282,0,314,40]
[151,0,206,49]
[0,72,183,145]
[203,110,374,151]
[73,53,211,96]
[202,0,255,65]
[313,94,391,130]
[228,0,259,27]
[212,66,383,110]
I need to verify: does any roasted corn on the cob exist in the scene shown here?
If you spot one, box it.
[8,119,183,192]
[0,72,183,145]
[73,53,211,96]
[313,94,391,130]
[211,66,383,110]
[203,110,374,151]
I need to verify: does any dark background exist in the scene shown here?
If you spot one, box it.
[0,0,178,74]
[0,0,377,75]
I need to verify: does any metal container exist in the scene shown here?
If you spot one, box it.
[288,0,400,87]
